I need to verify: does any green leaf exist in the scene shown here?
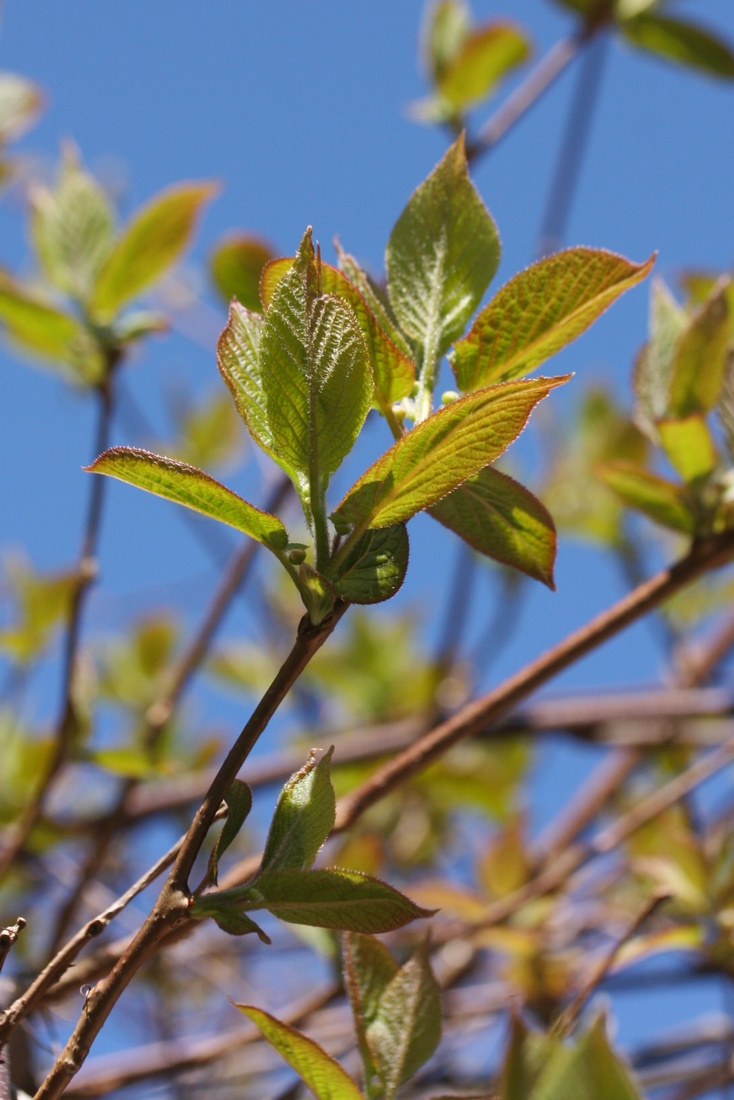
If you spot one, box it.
[335,241,415,359]
[597,460,695,534]
[262,256,415,411]
[633,277,687,438]
[296,564,337,626]
[213,910,271,943]
[0,73,43,143]
[0,559,77,665]
[328,524,409,604]
[622,14,734,79]
[436,22,531,113]
[260,748,336,874]
[217,301,283,462]
[258,229,372,528]
[86,447,289,550]
[91,181,217,317]
[208,780,252,885]
[0,272,104,384]
[30,147,115,301]
[366,942,442,1099]
[248,869,435,933]
[451,249,655,392]
[386,135,500,373]
[209,233,276,312]
[658,416,718,484]
[430,466,556,587]
[668,281,730,417]
[237,1005,365,1100]
[333,376,568,537]
[423,0,471,84]
[343,933,400,1086]
[529,1016,643,1100]
[499,1015,564,1100]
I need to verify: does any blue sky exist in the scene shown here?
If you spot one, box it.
[2,0,734,1072]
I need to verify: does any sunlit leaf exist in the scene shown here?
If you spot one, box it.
[0,558,77,665]
[386,135,500,368]
[329,524,410,604]
[237,1006,365,1100]
[210,232,276,312]
[0,73,43,143]
[633,277,686,438]
[623,14,734,79]
[86,447,289,550]
[430,466,556,587]
[344,933,399,1086]
[260,748,335,875]
[436,22,531,112]
[248,868,435,933]
[333,376,568,537]
[30,147,115,300]
[668,281,730,416]
[208,780,253,885]
[423,0,471,84]
[91,181,217,316]
[451,249,654,392]
[529,1016,643,1100]
[657,415,718,484]
[597,460,695,534]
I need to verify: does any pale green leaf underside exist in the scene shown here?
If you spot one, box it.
[260,234,372,503]
[430,466,556,587]
[216,302,282,460]
[87,447,288,549]
[262,256,415,409]
[237,1006,365,1100]
[333,376,569,534]
[91,181,217,316]
[386,134,500,365]
[330,524,410,604]
[451,248,655,392]
[597,460,695,534]
[260,748,335,874]
[249,869,434,933]
[368,947,442,1096]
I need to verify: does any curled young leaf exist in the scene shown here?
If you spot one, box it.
[329,524,410,604]
[260,747,336,875]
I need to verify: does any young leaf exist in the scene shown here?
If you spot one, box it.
[430,466,557,587]
[30,148,115,301]
[262,255,415,411]
[208,779,253,885]
[247,869,435,933]
[343,933,400,1087]
[529,1016,643,1100]
[260,748,336,875]
[258,229,372,521]
[622,14,734,80]
[91,181,218,317]
[668,281,730,417]
[210,232,276,312]
[386,134,500,370]
[658,416,718,484]
[0,272,104,384]
[213,910,271,944]
[366,942,442,1099]
[633,278,687,438]
[597,461,696,534]
[328,524,410,604]
[297,564,337,626]
[498,1014,564,1100]
[0,73,43,143]
[335,241,414,359]
[451,249,655,392]
[332,376,569,537]
[236,1005,365,1100]
[435,22,531,114]
[86,447,289,550]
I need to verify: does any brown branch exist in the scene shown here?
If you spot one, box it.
[333,534,734,834]
[0,920,25,979]
[33,601,348,1100]
[0,374,117,880]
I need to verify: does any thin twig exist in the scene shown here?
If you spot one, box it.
[0,375,117,880]
[33,602,348,1100]
[0,920,26,979]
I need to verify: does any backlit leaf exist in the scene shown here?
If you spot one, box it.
[344,933,399,1084]
[333,376,568,537]
[423,0,471,84]
[217,301,283,463]
[329,524,409,604]
[437,22,530,112]
[597,461,695,534]
[386,135,500,369]
[210,232,276,312]
[451,249,654,392]
[623,14,734,79]
[633,277,686,438]
[430,466,556,586]
[86,447,289,550]
[668,281,730,416]
[529,1016,643,1100]
[208,780,253,885]
[237,1006,365,1100]
[92,181,217,316]
[658,416,718,484]
[248,868,435,933]
[260,748,336,874]
[0,73,43,143]
[259,229,372,513]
